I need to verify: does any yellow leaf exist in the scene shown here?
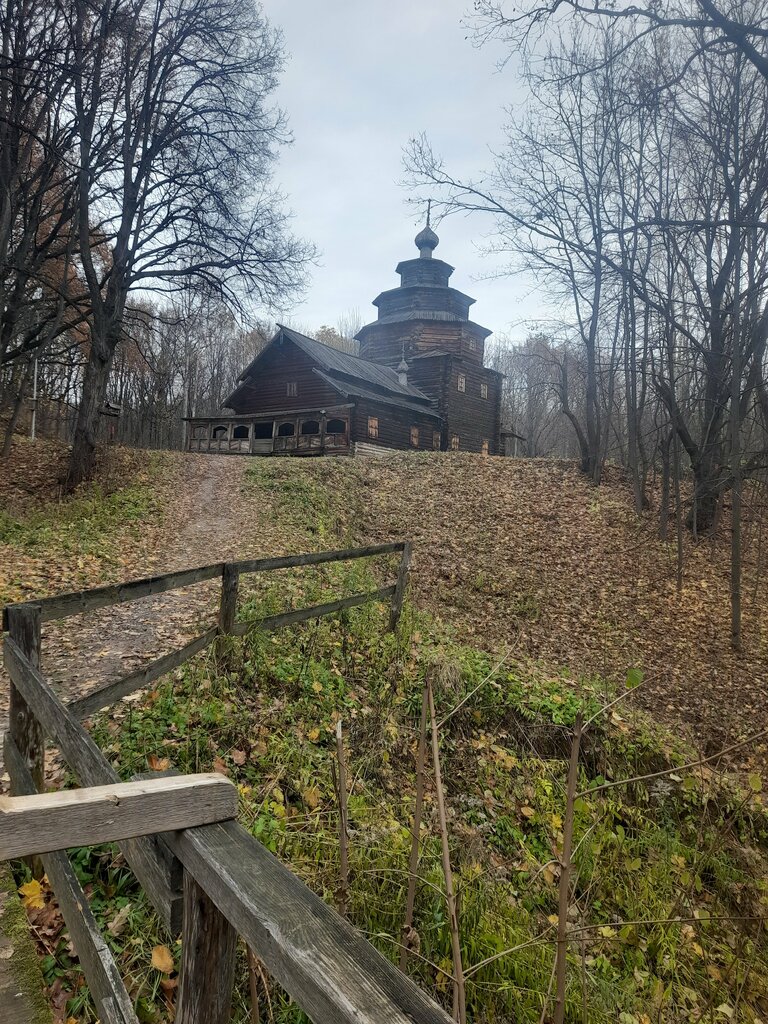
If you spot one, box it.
[312,681,323,693]
[18,880,45,910]
[147,754,170,771]
[151,944,174,974]
[547,914,560,926]
[307,728,320,742]
[302,786,320,809]
[521,805,535,819]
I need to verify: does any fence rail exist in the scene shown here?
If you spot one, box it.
[0,540,452,1024]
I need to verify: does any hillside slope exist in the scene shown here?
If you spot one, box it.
[316,453,766,761]
[2,443,765,760]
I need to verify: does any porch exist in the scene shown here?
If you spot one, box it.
[184,405,353,456]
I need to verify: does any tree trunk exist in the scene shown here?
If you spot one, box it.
[2,359,30,457]
[66,339,113,490]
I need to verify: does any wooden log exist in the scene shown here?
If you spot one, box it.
[4,562,224,625]
[68,626,219,720]
[219,564,239,634]
[231,585,397,638]
[162,820,453,1024]
[4,735,139,1024]
[175,870,237,1024]
[233,541,404,575]
[5,606,44,799]
[389,541,413,632]
[4,637,183,933]
[0,774,237,860]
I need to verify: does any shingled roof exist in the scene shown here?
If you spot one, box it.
[226,324,436,411]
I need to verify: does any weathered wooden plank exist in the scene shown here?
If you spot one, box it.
[3,563,224,625]
[68,626,220,721]
[389,540,413,631]
[3,638,182,933]
[5,607,44,801]
[162,820,453,1024]
[175,870,237,1024]
[233,541,404,575]
[231,585,397,638]
[0,774,237,860]
[4,735,139,1024]
[219,564,239,634]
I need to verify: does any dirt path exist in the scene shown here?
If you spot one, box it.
[40,455,267,708]
[1,455,302,781]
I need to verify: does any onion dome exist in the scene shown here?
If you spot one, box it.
[415,224,439,258]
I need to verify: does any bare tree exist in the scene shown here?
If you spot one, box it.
[64,0,312,488]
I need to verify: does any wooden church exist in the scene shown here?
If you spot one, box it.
[186,223,503,456]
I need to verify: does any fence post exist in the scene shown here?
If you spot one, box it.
[6,603,45,877]
[388,542,412,632]
[218,563,239,635]
[175,868,237,1024]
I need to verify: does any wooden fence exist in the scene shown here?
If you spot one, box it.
[1,540,454,1024]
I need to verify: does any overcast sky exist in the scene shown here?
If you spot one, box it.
[260,0,540,343]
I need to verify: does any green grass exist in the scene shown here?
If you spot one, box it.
[32,585,764,1024]
[12,458,768,1023]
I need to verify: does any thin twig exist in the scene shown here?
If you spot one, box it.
[554,714,583,1024]
[437,650,511,728]
[400,678,429,972]
[335,719,350,919]
[429,677,467,1024]
[576,725,768,798]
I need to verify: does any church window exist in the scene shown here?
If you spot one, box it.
[212,425,228,439]
[286,381,298,397]
[468,338,478,352]
[481,439,490,455]
[192,425,207,439]
[327,418,346,434]
[277,421,295,436]
[457,374,466,393]
[432,430,441,450]
[410,426,419,447]
[233,424,249,439]
[301,419,320,435]
[451,435,460,450]
[480,382,488,399]
[368,416,379,439]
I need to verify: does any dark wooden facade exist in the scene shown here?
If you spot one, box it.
[186,225,503,457]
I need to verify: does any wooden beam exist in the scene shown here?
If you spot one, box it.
[3,637,183,933]
[0,774,237,860]
[4,562,224,625]
[4,735,139,1024]
[68,626,219,720]
[175,871,237,1024]
[219,564,239,635]
[389,541,413,631]
[162,820,453,1024]
[233,541,404,575]
[231,585,397,638]
[5,606,44,800]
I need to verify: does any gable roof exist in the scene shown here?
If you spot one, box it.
[313,369,442,419]
[226,324,435,409]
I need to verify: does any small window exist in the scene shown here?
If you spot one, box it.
[481,439,489,455]
[451,435,460,450]
[286,382,297,397]
[253,421,273,439]
[233,424,249,439]
[277,421,295,437]
[457,374,466,393]
[480,383,488,400]
[301,419,320,435]
[326,418,346,434]
[410,426,419,447]
[432,430,441,450]
[468,338,478,352]
[192,425,207,439]
[368,416,379,439]
[212,425,228,439]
